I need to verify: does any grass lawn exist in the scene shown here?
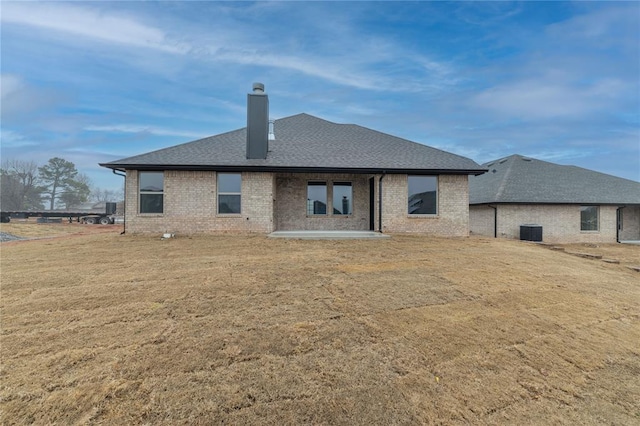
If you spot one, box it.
[1,227,639,425]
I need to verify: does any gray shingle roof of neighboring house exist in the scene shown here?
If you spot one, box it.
[469,154,640,205]
[100,113,485,174]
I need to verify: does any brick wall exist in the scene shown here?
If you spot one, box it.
[125,170,274,234]
[275,173,371,231]
[381,174,469,236]
[125,170,472,236]
[470,204,622,243]
[469,205,495,237]
[619,206,640,241]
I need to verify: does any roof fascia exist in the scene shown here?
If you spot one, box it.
[100,163,488,176]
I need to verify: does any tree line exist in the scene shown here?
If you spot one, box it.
[1,157,123,211]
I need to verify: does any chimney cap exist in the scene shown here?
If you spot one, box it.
[252,82,265,93]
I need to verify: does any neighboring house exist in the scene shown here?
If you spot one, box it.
[469,154,640,243]
[100,83,486,235]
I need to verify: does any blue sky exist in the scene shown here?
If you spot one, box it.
[1,1,638,192]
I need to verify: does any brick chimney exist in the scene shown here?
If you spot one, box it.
[246,82,269,159]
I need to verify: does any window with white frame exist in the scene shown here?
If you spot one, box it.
[580,206,599,231]
[139,171,164,214]
[218,173,241,214]
[408,175,438,215]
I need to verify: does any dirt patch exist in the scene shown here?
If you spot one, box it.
[1,234,639,424]
[553,242,640,270]
[0,219,121,241]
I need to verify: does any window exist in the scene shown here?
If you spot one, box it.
[580,206,599,231]
[139,171,164,214]
[307,182,327,215]
[408,176,437,215]
[333,182,352,215]
[218,173,241,214]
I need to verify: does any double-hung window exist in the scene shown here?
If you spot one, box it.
[408,176,438,215]
[580,206,599,231]
[218,173,241,214]
[139,171,164,214]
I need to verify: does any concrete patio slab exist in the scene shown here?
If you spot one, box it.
[268,230,390,239]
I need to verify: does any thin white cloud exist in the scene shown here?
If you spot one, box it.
[1,2,455,93]
[469,78,628,120]
[0,74,24,99]
[521,150,593,163]
[0,74,65,120]
[0,129,38,148]
[1,2,189,54]
[85,124,208,140]
[546,4,639,47]
[214,50,382,91]
[341,105,378,116]
[454,2,524,27]
[468,5,638,122]
[211,46,457,93]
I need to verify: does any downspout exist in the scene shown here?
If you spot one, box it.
[112,169,126,235]
[378,172,386,233]
[616,206,626,243]
[489,204,498,238]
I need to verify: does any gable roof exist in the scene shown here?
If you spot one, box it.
[100,113,485,175]
[469,154,640,205]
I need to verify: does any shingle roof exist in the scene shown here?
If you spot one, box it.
[469,154,640,205]
[101,113,485,174]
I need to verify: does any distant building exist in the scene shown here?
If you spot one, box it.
[469,155,640,243]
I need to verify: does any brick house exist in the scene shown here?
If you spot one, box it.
[469,155,640,243]
[100,84,486,235]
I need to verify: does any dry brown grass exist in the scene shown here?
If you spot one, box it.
[556,242,640,268]
[1,219,120,239]
[1,228,639,425]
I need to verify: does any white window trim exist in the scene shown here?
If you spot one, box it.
[217,173,242,216]
[138,171,164,215]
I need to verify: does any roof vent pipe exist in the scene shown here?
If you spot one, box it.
[252,82,265,93]
[268,119,275,141]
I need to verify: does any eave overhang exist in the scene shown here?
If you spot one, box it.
[99,163,488,176]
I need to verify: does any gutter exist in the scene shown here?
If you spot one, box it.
[112,169,126,235]
[99,163,488,176]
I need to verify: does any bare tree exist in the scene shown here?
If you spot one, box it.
[0,159,44,210]
[91,187,124,203]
